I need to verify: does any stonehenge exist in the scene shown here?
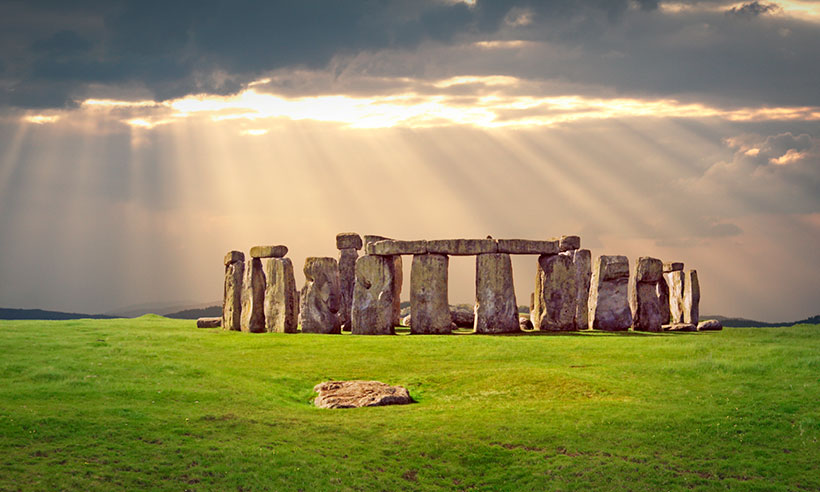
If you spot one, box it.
[219,234,711,335]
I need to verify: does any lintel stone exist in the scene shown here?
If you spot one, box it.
[336,232,363,250]
[224,250,244,265]
[427,239,497,255]
[497,239,558,255]
[250,245,288,258]
[366,239,428,256]
[558,235,581,252]
[663,261,684,272]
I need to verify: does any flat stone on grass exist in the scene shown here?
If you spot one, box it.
[313,381,413,409]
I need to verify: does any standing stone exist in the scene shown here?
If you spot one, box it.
[665,270,686,324]
[222,251,245,331]
[264,257,299,333]
[657,278,670,325]
[535,254,577,331]
[240,258,266,333]
[391,255,403,327]
[299,257,341,334]
[351,255,396,335]
[588,255,632,331]
[474,253,519,334]
[630,257,664,332]
[529,292,535,322]
[683,269,700,325]
[564,249,592,330]
[338,248,358,331]
[336,232,363,250]
[558,235,581,252]
[410,254,451,334]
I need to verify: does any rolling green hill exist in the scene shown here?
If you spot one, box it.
[1,317,817,490]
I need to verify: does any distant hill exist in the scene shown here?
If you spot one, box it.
[104,300,220,318]
[703,314,820,328]
[165,305,222,319]
[0,308,115,320]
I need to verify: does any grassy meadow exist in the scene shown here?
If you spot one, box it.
[0,316,818,491]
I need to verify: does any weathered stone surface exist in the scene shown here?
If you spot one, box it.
[683,269,700,325]
[351,255,396,335]
[635,257,663,283]
[559,235,581,252]
[364,234,390,245]
[665,271,686,324]
[519,316,534,330]
[474,253,519,333]
[222,256,244,331]
[336,232,363,250]
[427,239,498,255]
[224,250,244,266]
[299,257,341,334]
[598,255,630,281]
[663,323,697,332]
[410,254,451,334]
[450,305,475,327]
[535,253,577,331]
[698,319,723,331]
[240,258,266,333]
[264,257,298,333]
[657,278,671,324]
[401,314,411,327]
[250,245,288,258]
[391,256,403,327]
[337,248,358,331]
[663,261,684,272]
[564,249,592,330]
[589,255,632,331]
[366,239,427,256]
[497,239,558,255]
[313,381,412,409]
[630,282,663,332]
[197,317,221,328]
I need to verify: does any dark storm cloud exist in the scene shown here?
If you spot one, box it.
[1,0,819,109]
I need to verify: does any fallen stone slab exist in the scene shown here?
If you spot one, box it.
[697,319,723,331]
[313,380,413,409]
[427,239,498,255]
[497,239,558,255]
[663,323,697,332]
[519,316,534,330]
[450,305,475,327]
[366,239,427,256]
[197,317,221,328]
[663,261,684,272]
[559,235,581,252]
[336,232,363,250]
[250,245,288,258]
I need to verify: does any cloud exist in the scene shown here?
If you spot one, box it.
[1,0,819,110]
[726,1,781,17]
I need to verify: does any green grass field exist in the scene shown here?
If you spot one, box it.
[1,317,818,491]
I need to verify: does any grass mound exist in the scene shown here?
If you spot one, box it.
[1,318,818,490]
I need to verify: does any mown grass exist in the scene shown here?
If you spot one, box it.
[0,316,818,491]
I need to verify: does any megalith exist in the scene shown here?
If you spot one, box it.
[299,257,341,334]
[664,263,686,324]
[351,255,396,335]
[222,250,245,331]
[364,235,403,328]
[337,233,362,331]
[629,256,664,332]
[589,255,632,331]
[264,257,299,333]
[683,269,700,325]
[240,257,266,333]
[410,254,451,334]
[474,253,519,334]
[535,253,577,331]
[562,249,592,330]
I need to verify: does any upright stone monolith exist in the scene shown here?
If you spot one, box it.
[364,235,402,328]
[240,257,266,333]
[535,253,577,331]
[264,257,299,333]
[351,255,396,335]
[562,249,592,330]
[665,267,686,324]
[630,256,664,332]
[683,269,700,325]
[299,257,341,334]
[588,255,632,331]
[222,251,245,331]
[336,234,361,331]
[410,254,451,334]
[474,253,519,333]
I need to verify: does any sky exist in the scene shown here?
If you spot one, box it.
[0,0,818,321]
